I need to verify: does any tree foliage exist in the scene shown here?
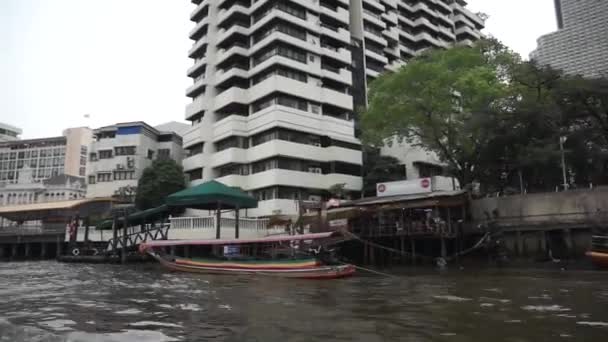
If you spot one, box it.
[135,159,186,210]
[361,38,608,193]
[362,147,405,197]
[113,185,137,203]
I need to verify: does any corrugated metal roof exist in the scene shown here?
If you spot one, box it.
[0,197,114,214]
[339,190,468,207]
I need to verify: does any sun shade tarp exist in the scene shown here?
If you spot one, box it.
[165,180,257,210]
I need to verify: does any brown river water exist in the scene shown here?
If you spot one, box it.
[0,261,607,341]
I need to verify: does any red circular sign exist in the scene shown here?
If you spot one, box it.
[377,184,386,193]
[421,178,430,188]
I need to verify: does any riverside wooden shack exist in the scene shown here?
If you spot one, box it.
[319,190,471,265]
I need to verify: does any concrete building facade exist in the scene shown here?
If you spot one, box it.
[86,122,185,198]
[184,0,484,216]
[0,127,91,185]
[531,0,608,78]
[0,123,22,142]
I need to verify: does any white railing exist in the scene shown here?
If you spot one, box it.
[168,216,286,239]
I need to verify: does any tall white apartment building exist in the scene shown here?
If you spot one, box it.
[531,0,608,78]
[86,122,185,198]
[183,0,484,216]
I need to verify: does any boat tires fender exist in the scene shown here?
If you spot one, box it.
[71,248,80,256]
[91,248,99,256]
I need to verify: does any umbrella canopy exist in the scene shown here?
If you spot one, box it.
[166,180,257,210]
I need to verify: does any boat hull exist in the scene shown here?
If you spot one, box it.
[150,253,355,279]
[588,235,608,269]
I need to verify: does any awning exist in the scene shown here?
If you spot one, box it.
[166,180,257,210]
[0,197,116,221]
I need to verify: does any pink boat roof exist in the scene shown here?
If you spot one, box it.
[140,232,337,249]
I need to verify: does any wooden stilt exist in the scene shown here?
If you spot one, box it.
[11,244,18,259]
[564,229,573,257]
[24,243,31,258]
[121,216,128,264]
[216,201,221,239]
[235,206,240,239]
[56,235,62,258]
[40,243,47,259]
[410,239,416,265]
[400,236,405,264]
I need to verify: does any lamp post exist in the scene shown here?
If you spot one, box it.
[560,136,568,191]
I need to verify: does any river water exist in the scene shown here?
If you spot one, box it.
[0,261,607,341]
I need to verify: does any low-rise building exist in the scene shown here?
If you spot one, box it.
[0,123,22,142]
[0,127,92,184]
[86,122,185,198]
[0,166,86,206]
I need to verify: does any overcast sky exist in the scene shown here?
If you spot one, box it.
[1,0,557,139]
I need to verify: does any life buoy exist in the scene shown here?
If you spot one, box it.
[71,248,80,256]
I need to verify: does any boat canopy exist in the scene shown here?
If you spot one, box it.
[166,180,257,210]
[139,231,337,251]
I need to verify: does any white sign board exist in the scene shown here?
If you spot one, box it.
[329,219,348,228]
[376,178,432,197]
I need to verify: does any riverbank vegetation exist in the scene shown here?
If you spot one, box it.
[361,39,608,195]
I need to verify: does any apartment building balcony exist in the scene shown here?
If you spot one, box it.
[363,10,386,29]
[215,45,249,66]
[320,46,352,65]
[190,0,209,21]
[212,140,361,168]
[435,0,452,13]
[365,48,389,64]
[320,4,349,25]
[381,0,398,9]
[453,14,476,30]
[458,39,475,47]
[188,36,208,58]
[413,17,439,32]
[189,16,210,40]
[249,31,315,58]
[213,106,357,142]
[186,96,208,119]
[187,56,207,77]
[397,14,416,28]
[452,4,485,28]
[363,0,385,12]
[366,68,380,78]
[216,25,250,47]
[383,27,399,42]
[216,169,361,192]
[215,67,249,88]
[364,30,388,46]
[455,25,481,40]
[381,11,398,25]
[320,25,350,45]
[213,87,249,112]
[321,66,353,86]
[186,76,208,97]
[182,126,206,150]
[321,87,353,111]
[183,153,209,173]
[217,5,251,27]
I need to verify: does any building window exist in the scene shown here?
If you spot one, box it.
[89,153,98,161]
[185,168,203,181]
[115,146,136,156]
[79,167,86,176]
[147,149,154,159]
[99,150,113,159]
[80,156,86,166]
[97,173,112,182]
[88,175,96,184]
[157,149,171,160]
[114,171,135,180]
[80,146,88,154]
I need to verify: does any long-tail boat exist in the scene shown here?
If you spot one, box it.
[587,235,608,269]
[139,232,355,279]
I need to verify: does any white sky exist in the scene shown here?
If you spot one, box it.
[1,0,557,139]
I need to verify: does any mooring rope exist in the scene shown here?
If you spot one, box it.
[339,228,492,262]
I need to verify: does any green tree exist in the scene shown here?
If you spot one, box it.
[327,183,347,199]
[362,147,404,197]
[113,185,137,203]
[135,159,186,210]
[361,39,520,188]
